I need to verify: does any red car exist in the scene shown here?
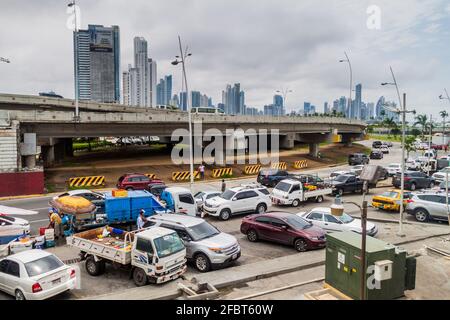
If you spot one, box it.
[240,212,326,252]
[116,173,163,191]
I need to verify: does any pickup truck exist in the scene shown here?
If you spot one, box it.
[330,174,368,196]
[68,226,187,286]
[271,179,333,207]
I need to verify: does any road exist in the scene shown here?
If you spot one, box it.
[1,140,448,300]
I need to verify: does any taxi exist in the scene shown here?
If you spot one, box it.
[371,189,412,211]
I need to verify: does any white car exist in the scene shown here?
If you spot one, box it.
[386,163,402,176]
[432,167,450,183]
[349,165,365,176]
[203,185,271,220]
[297,207,378,237]
[0,215,30,245]
[329,171,355,180]
[0,249,76,300]
[380,146,389,154]
[53,189,105,202]
[194,190,222,211]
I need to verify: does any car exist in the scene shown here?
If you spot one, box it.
[0,215,31,245]
[194,190,222,211]
[372,141,382,149]
[148,214,241,272]
[385,163,402,176]
[386,141,393,147]
[203,184,271,220]
[406,191,450,222]
[392,171,435,191]
[290,174,326,187]
[0,249,76,300]
[349,165,365,176]
[329,171,355,180]
[53,189,105,213]
[240,212,326,252]
[438,180,450,190]
[371,189,413,212]
[431,167,450,183]
[406,159,420,171]
[380,146,389,154]
[438,155,450,161]
[116,173,163,191]
[423,150,436,159]
[298,207,378,237]
[348,153,369,166]
[330,175,367,196]
[256,169,290,187]
[370,150,383,159]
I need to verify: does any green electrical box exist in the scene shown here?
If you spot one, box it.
[325,232,416,300]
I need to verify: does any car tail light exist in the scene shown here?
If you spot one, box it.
[32,283,42,293]
[156,265,163,270]
[404,177,411,181]
[70,269,76,279]
[406,199,414,203]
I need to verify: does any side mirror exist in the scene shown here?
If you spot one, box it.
[281,225,288,230]
[232,197,237,201]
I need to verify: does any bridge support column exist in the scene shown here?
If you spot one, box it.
[280,133,295,150]
[42,145,55,167]
[309,143,319,158]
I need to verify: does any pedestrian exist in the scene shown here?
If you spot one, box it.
[48,209,62,241]
[221,179,226,192]
[137,209,148,230]
[199,163,205,180]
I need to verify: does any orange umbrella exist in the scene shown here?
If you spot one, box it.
[49,196,96,215]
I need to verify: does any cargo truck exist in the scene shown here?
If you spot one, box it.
[271,179,332,207]
[68,226,187,286]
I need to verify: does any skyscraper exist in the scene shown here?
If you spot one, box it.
[376,96,385,119]
[191,91,201,108]
[303,102,311,115]
[354,83,362,119]
[74,24,120,103]
[324,102,329,114]
[222,83,245,115]
[147,59,157,107]
[155,75,173,105]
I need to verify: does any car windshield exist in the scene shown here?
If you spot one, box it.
[260,170,276,176]
[275,181,291,192]
[334,175,348,182]
[25,255,64,277]
[153,233,185,258]
[220,190,236,200]
[440,181,450,188]
[381,191,399,198]
[286,215,312,230]
[389,164,399,168]
[187,222,220,241]
[337,213,354,224]
[194,192,205,199]
[0,215,15,222]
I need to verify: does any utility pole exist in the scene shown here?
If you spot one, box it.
[68,1,80,122]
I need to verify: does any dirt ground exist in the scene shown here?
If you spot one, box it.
[44,143,368,191]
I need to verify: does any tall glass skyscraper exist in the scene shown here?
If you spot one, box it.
[74,24,120,103]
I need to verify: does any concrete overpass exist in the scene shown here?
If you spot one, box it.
[0,93,366,196]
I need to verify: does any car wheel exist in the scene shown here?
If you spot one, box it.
[219,209,231,221]
[247,229,259,242]
[15,289,26,301]
[294,238,308,252]
[256,203,267,214]
[126,187,134,191]
[429,182,435,188]
[85,256,105,276]
[414,208,429,222]
[133,267,148,286]
[410,183,416,191]
[316,196,324,203]
[194,253,211,272]
[292,199,300,207]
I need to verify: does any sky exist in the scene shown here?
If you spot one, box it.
[0,0,449,120]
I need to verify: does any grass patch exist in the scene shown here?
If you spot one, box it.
[368,134,402,142]
[45,183,56,193]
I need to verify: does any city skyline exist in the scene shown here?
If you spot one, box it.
[0,0,450,118]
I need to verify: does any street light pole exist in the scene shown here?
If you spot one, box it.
[339,52,352,118]
[0,57,10,64]
[68,1,80,122]
[172,36,194,190]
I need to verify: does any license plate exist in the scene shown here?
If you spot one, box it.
[232,253,238,260]
[52,278,61,285]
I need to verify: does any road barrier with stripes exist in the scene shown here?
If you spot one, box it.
[145,173,157,179]
[243,164,261,175]
[68,176,105,188]
[172,171,200,181]
[271,162,287,170]
[211,168,233,178]
[293,160,308,169]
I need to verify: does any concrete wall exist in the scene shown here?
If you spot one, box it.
[0,171,44,196]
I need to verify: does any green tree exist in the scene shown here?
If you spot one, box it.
[404,136,416,158]
[440,110,448,139]
[414,114,428,138]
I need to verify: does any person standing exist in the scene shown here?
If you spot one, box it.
[199,163,205,180]
[137,209,148,230]
[221,179,226,192]
[48,209,62,241]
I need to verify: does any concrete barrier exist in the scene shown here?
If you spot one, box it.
[271,162,287,170]
[243,165,261,175]
[145,173,156,179]
[172,171,200,181]
[293,160,308,169]
[68,176,105,188]
[211,168,233,178]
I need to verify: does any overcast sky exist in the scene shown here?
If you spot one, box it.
[0,0,449,119]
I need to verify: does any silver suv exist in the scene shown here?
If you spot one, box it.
[406,191,449,222]
[147,214,241,272]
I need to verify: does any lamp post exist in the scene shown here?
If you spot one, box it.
[275,88,292,116]
[381,67,415,237]
[172,36,194,190]
[68,0,80,122]
[439,90,449,145]
[331,195,368,300]
[339,52,352,118]
[0,57,10,64]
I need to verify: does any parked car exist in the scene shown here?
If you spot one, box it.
[0,250,76,300]
[370,150,383,159]
[348,153,369,166]
[148,214,240,272]
[194,190,222,211]
[432,167,450,183]
[116,173,163,191]
[349,165,365,176]
[423,149,436,159]
[380,146,390,154]
[406,191,450,222]
[257,169,290,187]
[371,189,413,212]
[385,163,402,176]
[298,207,378,236]
[386,141,393,147]
[330,175,368,196]
[372,141,382,149]
[240,212,326,252]
[290,174,326,187]
[53,189,105,213]
[203,184,271,220]
[406,159,420,171]
[439,180,450,190]
[392,171,435,191]
[329,171,355,180]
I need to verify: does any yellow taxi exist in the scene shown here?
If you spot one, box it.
[371,189,412,211]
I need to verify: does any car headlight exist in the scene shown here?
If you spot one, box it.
[308,236,320,240]
[208,247,224,254]
[283,195,289,199]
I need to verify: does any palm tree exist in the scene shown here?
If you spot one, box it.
[440,110,448,143]
[414,114,428,138]
[382,117,397,137]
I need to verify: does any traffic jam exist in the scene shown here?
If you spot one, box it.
[0,141,449,300]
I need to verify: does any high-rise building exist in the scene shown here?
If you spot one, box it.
[147,59,157,107]
[354,83,362,119]
[332,99,339,113]
[74,24,120,103]
[367,102,375,119]
[324,102,329,114]
[191,91,201,108]
[180,92,188,111]
[222,83,245,115]
[338,96,347,115]
[122,71,130,105]
[303,102,311,115]
[155,75,173,105]
[375,96,385,119]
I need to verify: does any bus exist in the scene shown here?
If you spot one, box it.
[191,107,224,115]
